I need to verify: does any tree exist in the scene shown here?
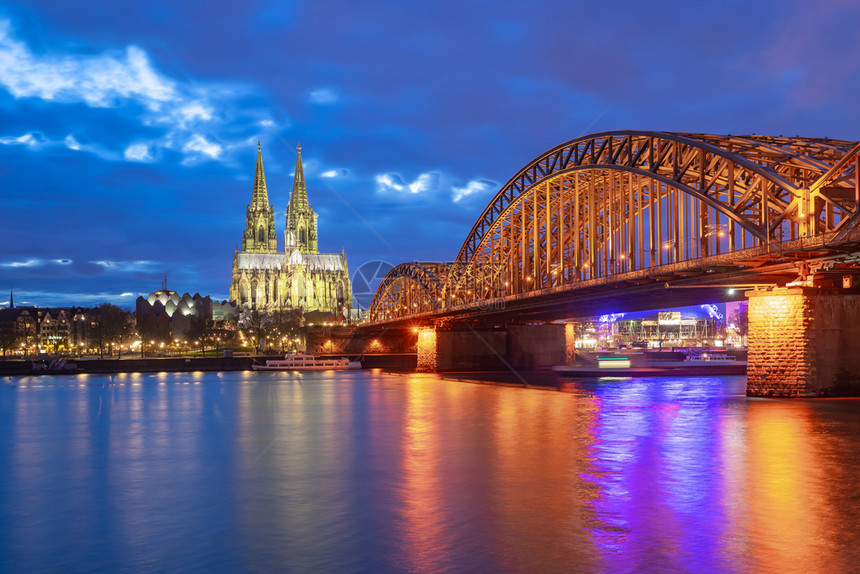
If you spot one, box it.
[93,303,135,358]
[239,309,268,354]
[137,318,166,358]
[182,315,212,355]
[271,308,305,352]
[14,312,38,356]
[0,322,19,358]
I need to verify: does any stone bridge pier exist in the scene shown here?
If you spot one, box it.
[747,286,860,397]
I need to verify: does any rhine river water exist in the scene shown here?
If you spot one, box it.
[1,370,860,573]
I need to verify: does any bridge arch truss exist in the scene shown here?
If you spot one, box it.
[369,262,450,322]
[371,131,860,323]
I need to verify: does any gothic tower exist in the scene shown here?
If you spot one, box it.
[231,141,353,319]
[242,141,278,254]
[285,143,318,254]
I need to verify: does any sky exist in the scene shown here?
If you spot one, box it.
[2,0,860,309]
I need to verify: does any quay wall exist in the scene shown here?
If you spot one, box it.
[0,353,418,376]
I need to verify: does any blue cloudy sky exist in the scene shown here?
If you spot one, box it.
[2,0,860,308]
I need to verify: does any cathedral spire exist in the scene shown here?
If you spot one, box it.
[251,140,270,208]
[290,142,309,211]
[285,142,318,254]
[242,141,277,254]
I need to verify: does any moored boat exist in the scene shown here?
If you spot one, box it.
[252,354,361,371]
[684,351,739,364]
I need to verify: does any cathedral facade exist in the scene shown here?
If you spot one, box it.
[229,143,352,316]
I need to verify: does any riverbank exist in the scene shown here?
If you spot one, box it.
[0,356,254,376]
[438,363,748,389]
[0,353,418,376]
[552,362,748,377]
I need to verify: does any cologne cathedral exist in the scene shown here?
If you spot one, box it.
[229,143,352,316]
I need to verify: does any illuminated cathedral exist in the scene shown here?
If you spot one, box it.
[229,142,352,316]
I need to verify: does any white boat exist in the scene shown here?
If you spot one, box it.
[684,352,740,364]
[252,354,362,371]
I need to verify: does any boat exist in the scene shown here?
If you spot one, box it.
[684,351,740,364]
[251,354,362,371]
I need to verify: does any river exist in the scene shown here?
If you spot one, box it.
[1,370,859,573]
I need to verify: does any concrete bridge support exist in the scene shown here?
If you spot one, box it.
[747,287,860,397]
[506,324,567,369]
[417,324,566,372]
[307,325,417,355]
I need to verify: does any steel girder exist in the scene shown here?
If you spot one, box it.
[457,131,860,266]
[369,262,450,322]
[369,131,860,323]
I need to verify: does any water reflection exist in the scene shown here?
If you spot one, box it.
[742,401,859,573]
[397,377,449,570]
[1,372,860,572]
[581,378,744,571]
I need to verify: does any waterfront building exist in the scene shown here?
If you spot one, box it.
[135,283,239,342]
[572,303,740,350]
[70,309,97,352]
[229,143,352,320]
[0,306,96,354]
[37,309,71,351]
[0,307,37,354]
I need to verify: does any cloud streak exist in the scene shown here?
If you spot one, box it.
[1,258,157,273]
[309,88,339,105]
[0,20,175,109]
[452,179,497,203]
[1,258,42,268]
[375,172,440,195]
[1,289,144,308]
[90,260,156,272]
[182,134,222,161]
[0,17,272,166]
[0,132,39,146]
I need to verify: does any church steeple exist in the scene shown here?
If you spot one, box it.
[242,141,278,254]
[251,140,270,209]
[285,143,318,254]
[290,142,309,211]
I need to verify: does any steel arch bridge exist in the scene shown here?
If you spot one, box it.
[370,262,451,318]
[369,131,860,324]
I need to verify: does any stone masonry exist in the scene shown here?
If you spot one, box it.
[747,287,860,397]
